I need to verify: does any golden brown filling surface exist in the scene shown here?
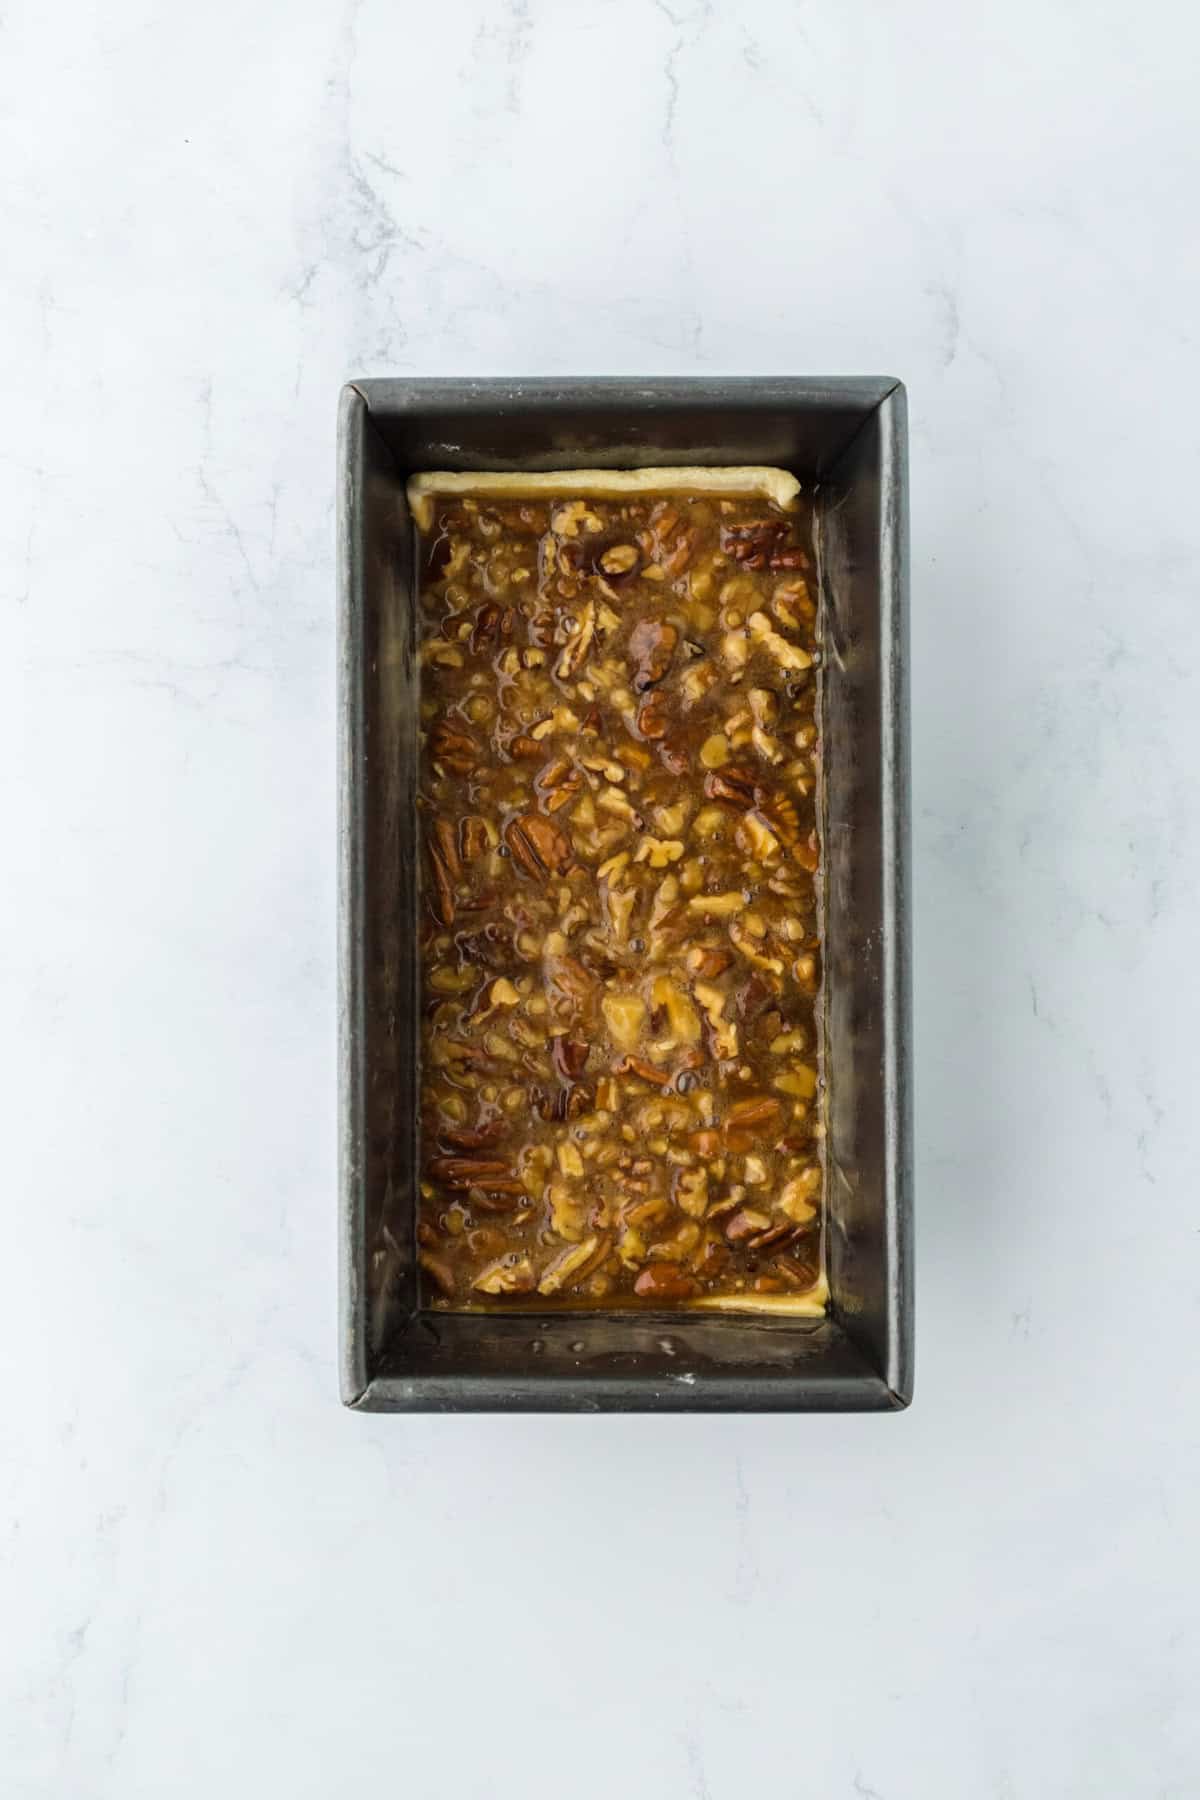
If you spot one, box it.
[415,483,825,1310]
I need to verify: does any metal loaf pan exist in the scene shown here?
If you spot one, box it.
[339,378,912,1412]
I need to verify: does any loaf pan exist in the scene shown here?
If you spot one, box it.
[338,378,912,1411]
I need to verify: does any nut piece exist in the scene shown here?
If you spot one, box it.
[633,1263,699,1302]
[674,1166,709,1218]
[651,975,702,1044]
[602,992,646,1052]
[428,719,478,775]
[599,543,639,575]
[774,1063,818,1100]
[474,1255,537,1295]
[779,1167,821,1222]
[748,611,812,673]
[628,619,678,692]
[720,520,788,567]
[634,836,684,868]
[724,1206,774,1243]
[427,1155,520,1193]
[539,1236,601,1295]
[419,1251,456,1298]
[505,813,574,879]
[556,600,596,679]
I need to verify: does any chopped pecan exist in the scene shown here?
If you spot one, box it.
[748,1221,797,1253]
[597,543,639,577]
[544,780,582,815]
[551,1036,590,1082]
[529,607,558,648]
[704,764,757,808]
[454,921,511,969]
[723,1206,773,1244]
[549,955,599,1007]
[470,602,501,652]
[756,786,803,849]
[565,1083,594,1118]
[459,815,491,861]
[612,1055,671,1087]
[556,599,596,679]
[793,830,820,872]
[539,1235,606,1295]
[473,1255,536,1296]
[687,944,734,979]
[536,756,582,815]
[694,1238,731,1281]
[720,519,788,568]
[662,529,698,578]
[636,691,670,739]
[628,619,678,692]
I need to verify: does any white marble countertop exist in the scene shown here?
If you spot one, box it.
[4,1,1199,1793]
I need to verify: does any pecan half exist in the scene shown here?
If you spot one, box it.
[748,1221,798,1253]
[633,1263,698,1301]
[775,1250,819,1287]
[438,1122,504,1152]
[427,1155,518,1191]
[431,816,462,881]
[724,1096,783,1133]
[419,1251,456,1298]
[426,832,456,927]
[505,812,574,879]
[428,719,478,776]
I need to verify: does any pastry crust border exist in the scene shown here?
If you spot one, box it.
[684,1271,828,1317]
[406,466,801,532]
